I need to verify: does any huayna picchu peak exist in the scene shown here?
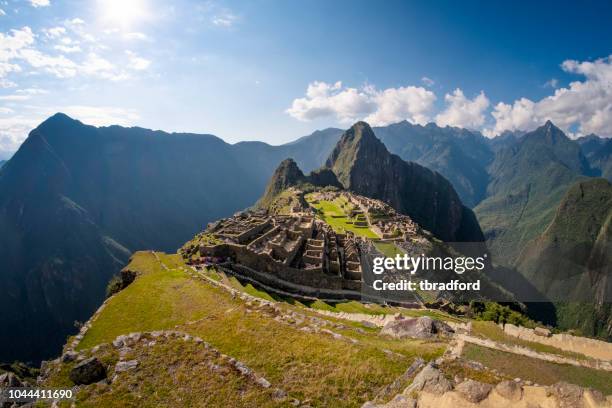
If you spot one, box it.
[324,121,484,243]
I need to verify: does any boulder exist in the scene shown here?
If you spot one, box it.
[495,380,523,401]
[432,319,454,336]
[69,357,107,385]
[548,382,584,408]
[455,379,493,403]
[405,363,453,395]
[381,317,454,339]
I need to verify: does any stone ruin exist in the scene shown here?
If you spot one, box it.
[186,210,365,292]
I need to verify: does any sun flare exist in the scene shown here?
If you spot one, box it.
[97,0,149,28]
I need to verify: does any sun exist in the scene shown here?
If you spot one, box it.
[97,0,149,29]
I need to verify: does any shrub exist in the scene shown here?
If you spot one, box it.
[105,275,124,298]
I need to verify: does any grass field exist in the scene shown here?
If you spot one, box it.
[373,241,404,257]
[470,321,593,361]
[462,344,612,395]
[61,252,445,407]
[306,196,379,238]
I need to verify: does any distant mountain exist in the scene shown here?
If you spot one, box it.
[325,122,484,242]
[516,178,612,339]
[577,134,612,182]
[487,130,525,153]
[0,160,5,169]
[475,121,591,265]
[0,113,339,364]
[373,122,493,207]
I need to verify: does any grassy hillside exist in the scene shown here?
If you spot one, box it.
[39,251,612,406]
[43,252,444,407]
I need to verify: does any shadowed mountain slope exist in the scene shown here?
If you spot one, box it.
[325,122,484,242]
[0,114,339,363]
[516,178,612,339]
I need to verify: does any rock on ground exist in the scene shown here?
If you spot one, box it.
[455,379,493,403]
[494,380,523,401]
[69,357,107,385]
[381,317,454,339]
[404,363,453,395]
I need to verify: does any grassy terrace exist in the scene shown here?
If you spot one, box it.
[470,321,595,362]
[462,344,612,395]
[305,194,379,239]
[56,251,445,407]
[373,241,404,257]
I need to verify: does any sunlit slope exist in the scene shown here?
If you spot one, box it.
[43,251,444,407]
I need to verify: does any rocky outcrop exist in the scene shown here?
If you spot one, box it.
[380,317,454,339]
[325,121,484,242]
[404,363,453,395]
[455,379,493,403]
[365,363,612,408]
[69,357,107,385]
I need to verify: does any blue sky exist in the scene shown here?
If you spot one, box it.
[1,0,611,158]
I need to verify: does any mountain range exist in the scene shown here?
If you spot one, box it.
[515,178,612,337]
[1,113,611,363]
[475,121,593,265]
[325,122,483,242]
[578,134,612,182]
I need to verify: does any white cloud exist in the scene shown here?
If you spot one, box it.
[543,78,558,88]
[421,76,435,87]
[18,48,77,78]
[30,0,50,7]
[54,44,81,53]
[212,12,238,27]
[0,8,6,16]
[435,89,490,129]
[65,18,85,27]
[126,51,151,70]
[124,32,148,41]
[42,26,66,38]
[0,62,21,77]
[16,87,47,95]
[0,105,140,156]
[488,55,612,137]
[286,81,436,126]
[0,114,39,154]
[0,107,14,114]
[0,27,35,62]
[365,86,437,126]
[0,94,29,101]
[0,78,16,88]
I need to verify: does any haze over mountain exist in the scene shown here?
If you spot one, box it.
[578,135,612,182]
[516,178,612,339]
[0,114,340,363]
[475,121,592,265]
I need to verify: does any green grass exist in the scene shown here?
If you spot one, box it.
[307,198,379,238]
[462,344,612,395]
[470,321,593,361]
[64,252,445,407]
[373,241,404,258]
